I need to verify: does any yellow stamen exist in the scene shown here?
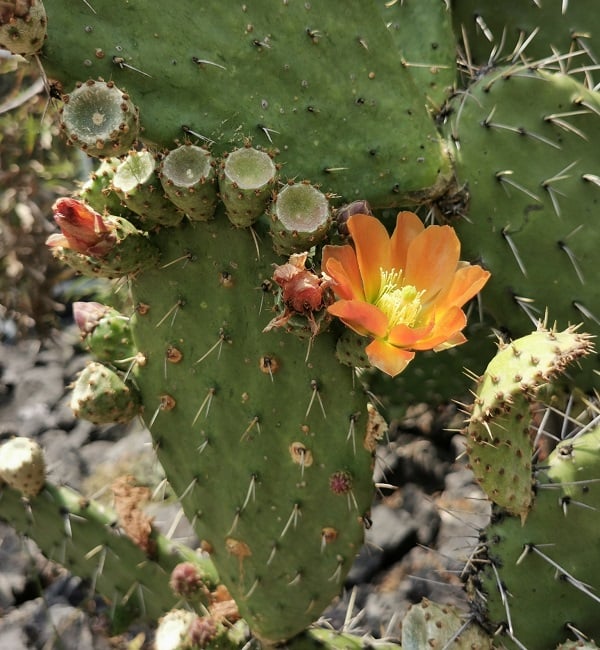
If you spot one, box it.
[374,269,424,330]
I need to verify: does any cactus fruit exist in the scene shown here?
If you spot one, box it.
[270,182,331,255]
[0,0,46,56]
[442,65,600,389]
[60,79,139,157]
[112,150,185,227]
[160,144,218,222]
[219,146,277,228]
[73,301,135,367]
[0,436,46,498]
[78,157,127,215]
[70,360,142,424]
[46,198,160,277]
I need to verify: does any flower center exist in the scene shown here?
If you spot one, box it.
[374,269,424,330]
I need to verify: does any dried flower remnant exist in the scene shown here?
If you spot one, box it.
[322,212,490,377]
[46,198,116,256]
[263,252,332,336]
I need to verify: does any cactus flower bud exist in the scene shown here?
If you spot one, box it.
[46,197,160,278]
[73,301,110,334]
[46,198,116,256]
[169,562,207,599]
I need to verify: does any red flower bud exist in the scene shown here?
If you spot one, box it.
[46,198,116,256]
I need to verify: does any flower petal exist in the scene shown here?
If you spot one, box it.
[327,300,389,338]
[347,214,391,301]
[365,339,415,377]
[389,211,424,272]
[433,331,467,351]
[45,233,69,248]
[436,263,491,311]
[322,246,364,301]
[387,321,434,348]
[404,225,460,299]
[409,306,467,350]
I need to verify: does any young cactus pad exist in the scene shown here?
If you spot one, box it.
[40,0,451,207]
[466,326,593,520]
[128,211,375,644]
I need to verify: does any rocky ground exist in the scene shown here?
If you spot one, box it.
[0,326,490,649]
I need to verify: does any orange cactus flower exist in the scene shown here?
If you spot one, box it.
[46,198,116,256]
[322,212,491,377]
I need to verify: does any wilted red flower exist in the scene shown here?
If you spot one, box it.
[46,198,116,256]
[322,212,491,377]
[263,252,332,336]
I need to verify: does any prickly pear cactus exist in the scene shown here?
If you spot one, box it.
[442,65,600,389]
[5,1,600,649]
[466,326,593,520]
[0,478,219,629]
[128,210,374,644]
[472,423,600,649]
[40,0,452,207]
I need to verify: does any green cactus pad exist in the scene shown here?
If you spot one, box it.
[466,326,593,519]
[378,0,456,111]
[60,79,139,157]
[40,0,452,207]
[452,0,600,87]
[402,598,493,650]
[443,66,600,390]
[70,360,142,424]
[129,212,374,643]
[475,424,600,649]
[0,482,219,630]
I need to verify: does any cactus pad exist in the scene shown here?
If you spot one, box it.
[466,326,593,519]
[41,0,451,207]
[129,211,375,643]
